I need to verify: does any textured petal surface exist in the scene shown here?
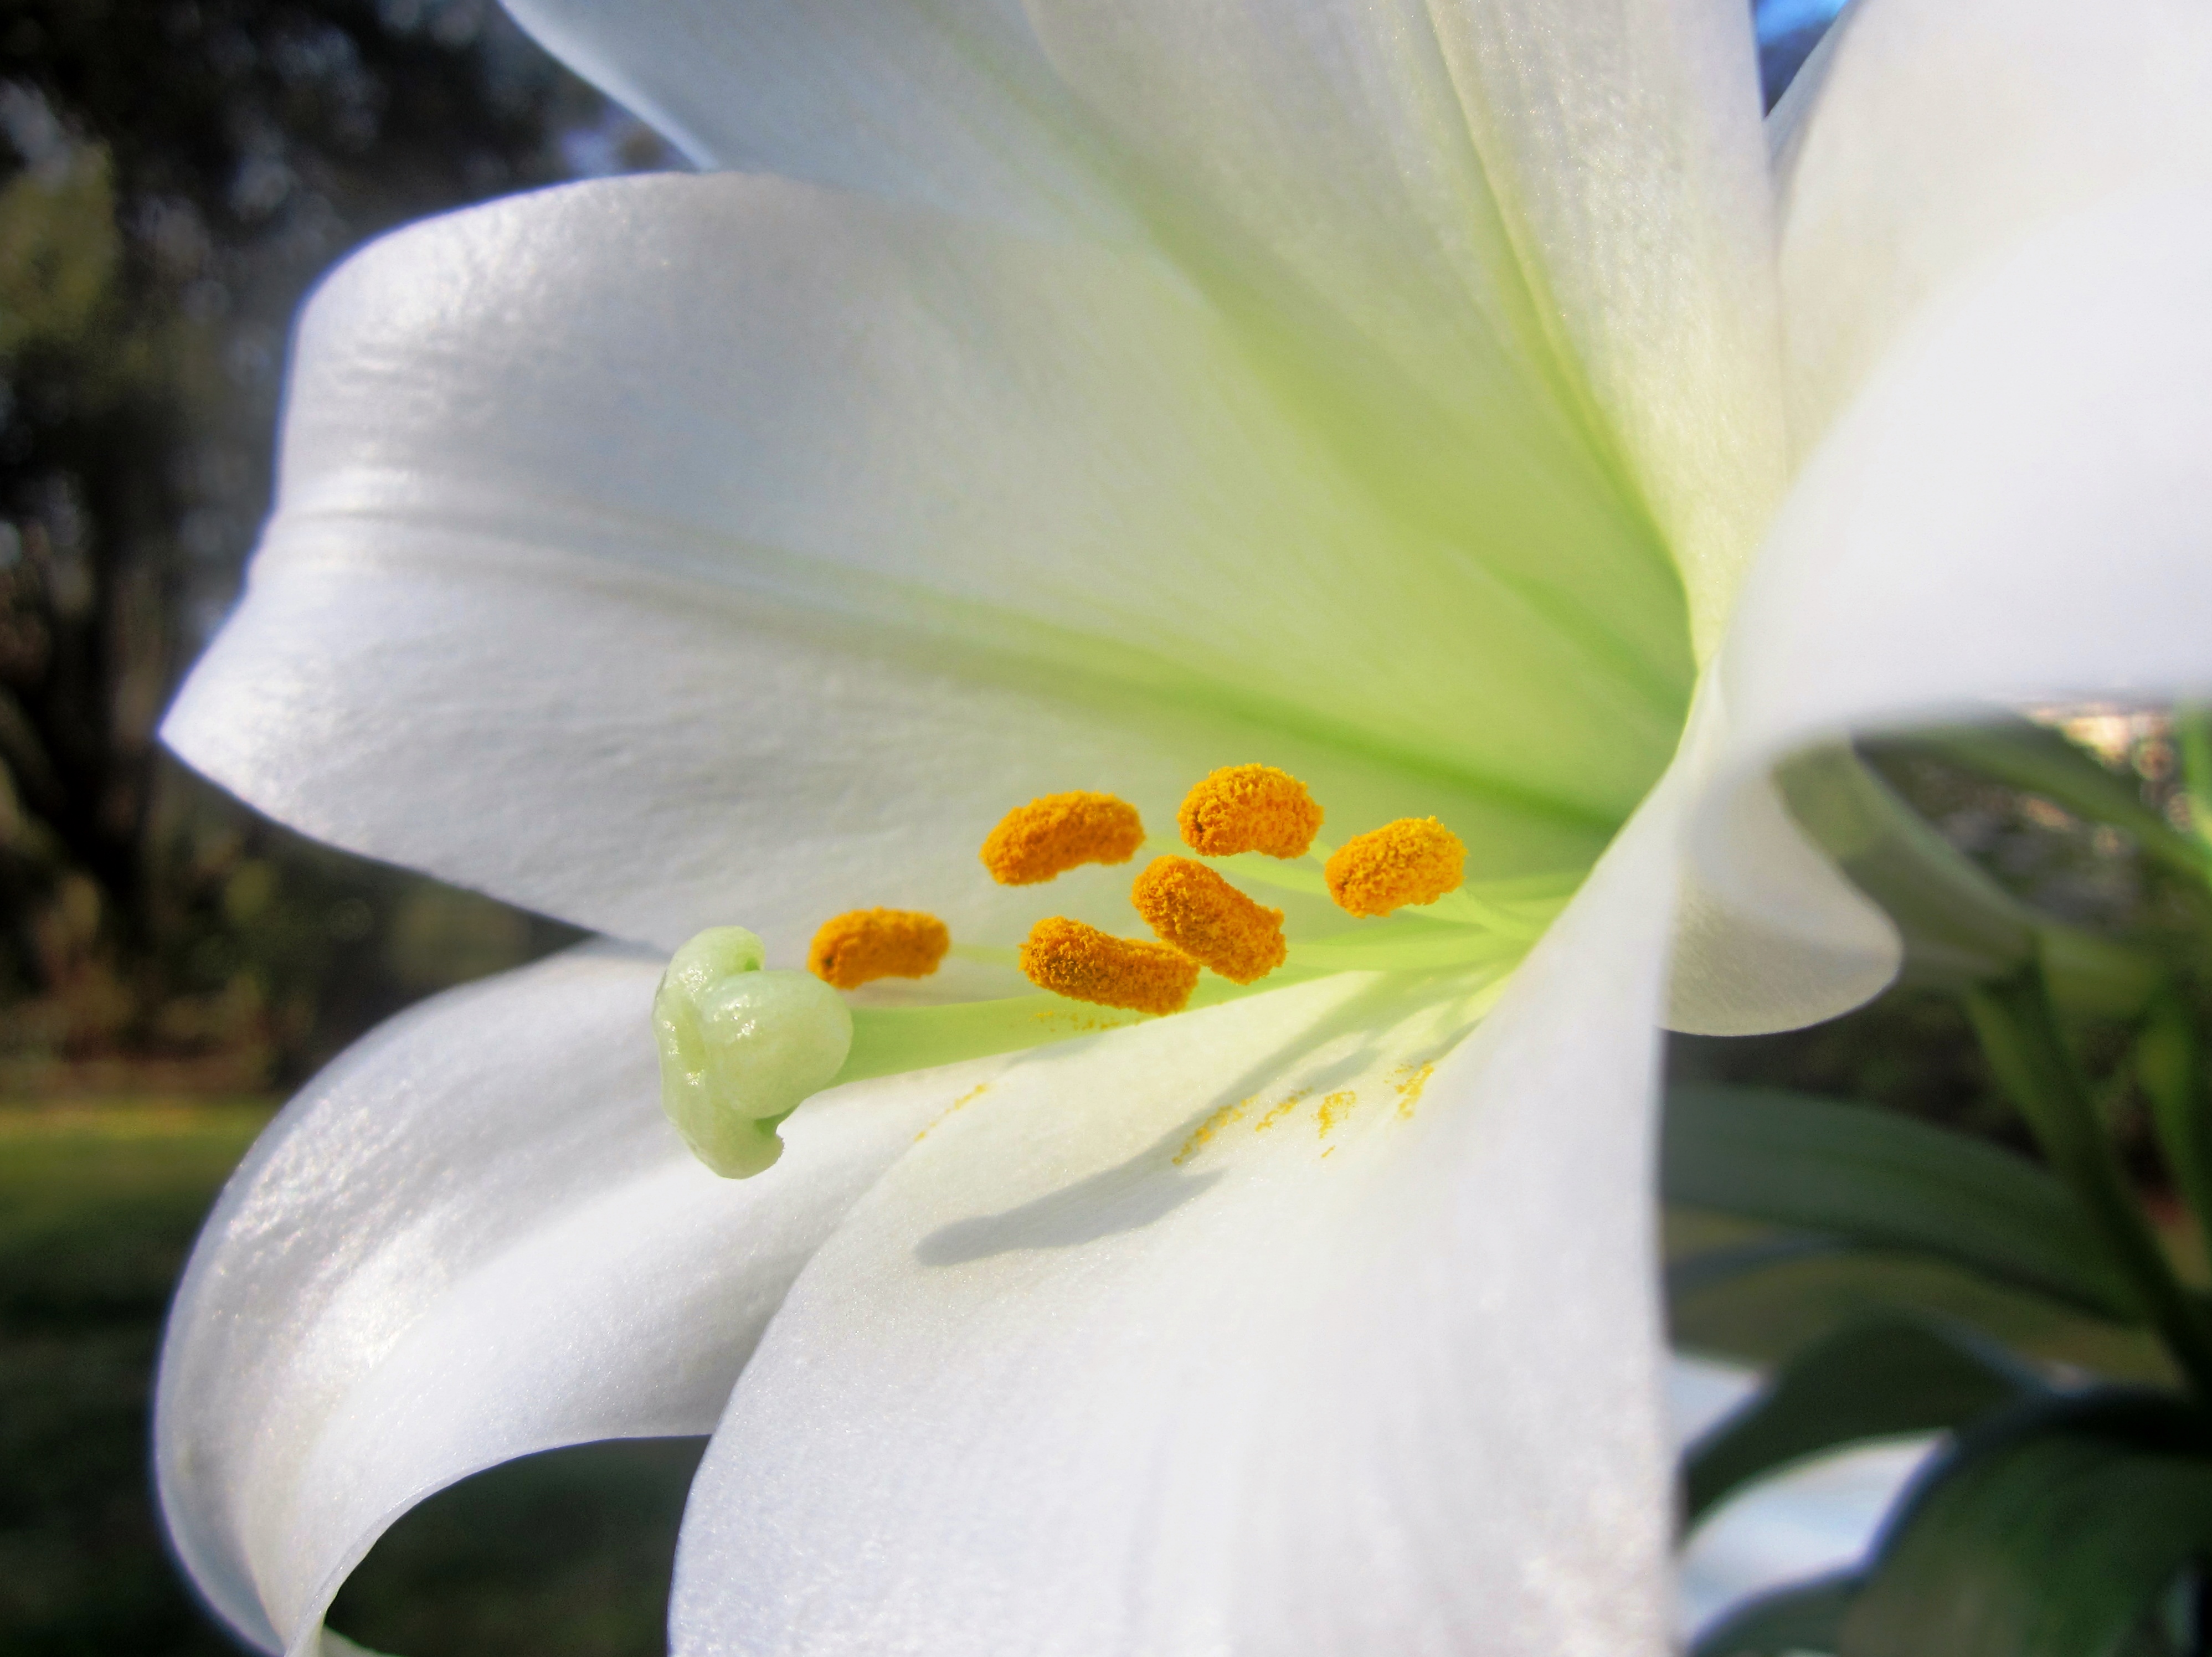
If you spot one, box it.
[155,945,951,1656]
[501,0,1125,238]
[671,775,1691,1656]
[165,173,1664,959]
[1772,0,2212,455]
[1022,0,1789,653]
[1675,189,2212,1033]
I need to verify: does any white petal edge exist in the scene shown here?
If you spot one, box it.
[498,0,1128,239]
[155,944,953,1656]
[1772,0,2212,457]
[669,764,1695,1656]
[1022,0,1791,656]
[1677,188,2212,1033]
[164,172,1668,959]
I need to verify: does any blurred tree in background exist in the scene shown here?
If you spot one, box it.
[0,0,665,1095]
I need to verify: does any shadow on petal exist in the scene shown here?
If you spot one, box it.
[915,1157,1226,1264]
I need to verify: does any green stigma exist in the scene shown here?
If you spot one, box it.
[652,927,853,1178]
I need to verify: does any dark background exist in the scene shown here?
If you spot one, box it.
[11,2,2136,1655]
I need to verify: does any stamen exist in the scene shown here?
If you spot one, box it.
[980,790,1144,884]
[1177,763,1324,858]
[1018,915,1198,1015]
[807,907,951,989]
[1130,856,1287,984]
[1325,818,1467,918]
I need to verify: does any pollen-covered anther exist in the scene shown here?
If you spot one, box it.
[1177,763,1324,859]
[807,907,951,989]
[1018,916,1198,1016]
[1325,817,1468,918]
[980,790,1145,884]
[1130,856,1287,985]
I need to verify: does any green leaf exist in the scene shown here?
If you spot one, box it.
[1663,1085,2137,1322]
[1776,746,2159,1016]
[2137,989,2212,1258]
[1889,721,2206,885]
[1683,1314,2043,1525]
[1841,1391,2212,1657]
[1692,1571,1859,1657]
[1666,1234,1855,1304]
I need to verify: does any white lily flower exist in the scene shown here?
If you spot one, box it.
[151,0,2212,1651]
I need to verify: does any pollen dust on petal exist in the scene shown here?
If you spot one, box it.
[1018,916,1198,1015]
[1130,856,1286,984]
[1391,1062,1436,1120]
[1177,764,1325,859]
[1174,1095,1256,1166]
[807,907,951,989]
[915,1082,990,1143]
[1254,1088,1311,1132]
[1316,1089,1358,1139]
[1324,818,1467,918]
[980,791,1145,884]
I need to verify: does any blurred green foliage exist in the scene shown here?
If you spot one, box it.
[0,11,693,1648]
[0,1100,265,1656]
[0,0,676,1090]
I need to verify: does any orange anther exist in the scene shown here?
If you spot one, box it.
[1324,818,1466,918]
[980,791,1145,885]
[1177,764,1324,858]
[1130,856,1286,984]
[1018,916,1198,1015]
[807,907,951,990]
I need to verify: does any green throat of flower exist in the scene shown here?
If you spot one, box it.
[652,763,1583,1177]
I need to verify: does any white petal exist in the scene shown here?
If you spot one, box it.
[1022,0,1791,654]
[671,776,1693,1655]
[499,0,1126,239]
[1675,188,2212,1035]
[155,944,950,1656]
[1772,0,2212,455]
[166,173,1660,956]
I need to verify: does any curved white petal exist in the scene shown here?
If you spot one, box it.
[155,944,951,1656]
[1773,0,2212,455]
[1664,676,1901,1037]
[671,775,1691,1655]
[1022,0,1789,654]
[1677,189,2212,1033]
[166,173,1665,956]
[500,0,1126,239]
